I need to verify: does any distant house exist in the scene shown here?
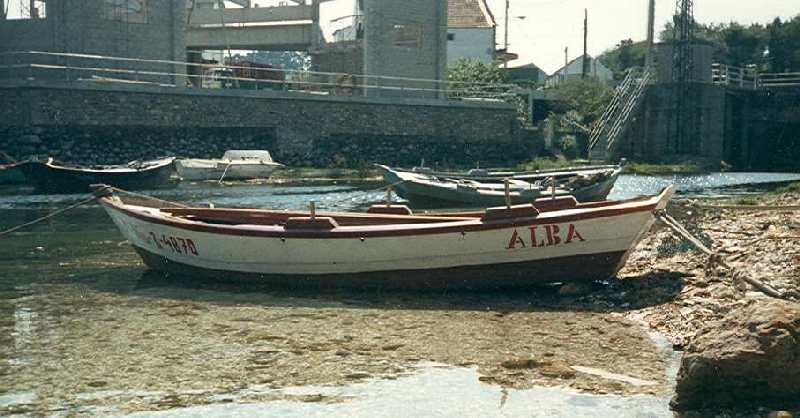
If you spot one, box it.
[447,0,496,66]
[546,55,614,87]
[506,63,548,84]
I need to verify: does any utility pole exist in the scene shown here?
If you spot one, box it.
[503,0,509,68]
[672,0,695,154]
[645,0,656,68]
[582,9,589,79]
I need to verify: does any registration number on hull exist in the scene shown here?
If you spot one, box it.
[149,232,199,256]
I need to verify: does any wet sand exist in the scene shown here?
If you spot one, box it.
[1,245,673,416]
[4,186,796,416]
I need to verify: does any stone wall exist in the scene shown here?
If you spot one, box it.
[0,81,534,168]
[612,83,725,164]
[608,83,800,170]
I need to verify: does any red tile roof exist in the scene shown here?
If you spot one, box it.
[448,0,496,29]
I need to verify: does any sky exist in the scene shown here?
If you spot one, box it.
[487,0,799,73]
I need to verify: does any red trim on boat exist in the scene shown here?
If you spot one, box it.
[102,195,659,239]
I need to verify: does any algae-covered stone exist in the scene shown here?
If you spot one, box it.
[671,299,800,411]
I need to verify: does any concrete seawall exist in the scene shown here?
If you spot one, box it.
[0,80,541,167]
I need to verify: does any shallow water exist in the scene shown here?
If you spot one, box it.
[0,172,796,417]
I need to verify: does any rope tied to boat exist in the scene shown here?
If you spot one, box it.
[0,193,99,238]
[655,210,793,300]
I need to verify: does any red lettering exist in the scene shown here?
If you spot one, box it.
[507,229,526,249]
[566,224,585,243]
[528,226,541,247]
[545,225,561,246]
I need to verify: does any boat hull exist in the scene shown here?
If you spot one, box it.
[133,245,628,289]
[19,159,175,194]
[0,164,26,185]
[100,189,669,289]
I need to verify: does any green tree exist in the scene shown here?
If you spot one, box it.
[547,78,613,125]
[598,39,647,80]
[767,16,800,72]
[447,58,507,95]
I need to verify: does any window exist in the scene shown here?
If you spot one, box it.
[447,33,455,41]
[5,0,47,19]
[392,23,422,49]
[103,0,148,24]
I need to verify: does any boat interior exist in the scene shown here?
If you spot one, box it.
[113,192,655,229]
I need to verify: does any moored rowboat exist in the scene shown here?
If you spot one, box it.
[378,164,621,207]
[95,185,674,289]
[19,157,176,194]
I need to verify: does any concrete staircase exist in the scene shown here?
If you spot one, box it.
[588,68,652,161]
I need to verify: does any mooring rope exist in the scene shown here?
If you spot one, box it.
[106,186,189,208]
[656,211,791,300]
[0,194,98,238]
[0,179,405,238]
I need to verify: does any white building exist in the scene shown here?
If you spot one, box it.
[546,55,614,87]
[447,0,496,66]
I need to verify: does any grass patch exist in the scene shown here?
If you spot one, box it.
[623,162,704,175]
[774,181,800,194]
[516,157,594,171]
[271,167,380,180]
[731,196,760,206]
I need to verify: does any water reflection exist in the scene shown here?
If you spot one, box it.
[116,364,674,418]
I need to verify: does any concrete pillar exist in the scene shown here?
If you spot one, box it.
[311,0,320,49]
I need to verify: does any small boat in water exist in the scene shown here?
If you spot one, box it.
[377,164,621,207]
[95,184,673,289]
[19,157,175,194]
[175,150,283,181]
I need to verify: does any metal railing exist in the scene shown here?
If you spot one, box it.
[0,50,522,102]
[712,63,800,89]
[588,67,652,154]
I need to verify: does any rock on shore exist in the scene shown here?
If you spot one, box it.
[671,299,800,411]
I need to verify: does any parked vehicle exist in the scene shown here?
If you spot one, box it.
[201,67,238,89]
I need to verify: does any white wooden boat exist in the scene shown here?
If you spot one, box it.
[378,164,621,207]
[174,150,282,181]
[95,184,674,289]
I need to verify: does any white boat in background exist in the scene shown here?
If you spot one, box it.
[175,150,283,181]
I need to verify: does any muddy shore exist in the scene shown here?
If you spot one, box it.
[1,187,798,416]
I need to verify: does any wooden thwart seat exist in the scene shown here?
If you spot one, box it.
[481,204,540,222]
[284,217,339,230]
[533,196,578,212]
[366,204,413,216]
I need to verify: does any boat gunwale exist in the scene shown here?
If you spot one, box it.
[99,188,669,239]
[41,157,176,174]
